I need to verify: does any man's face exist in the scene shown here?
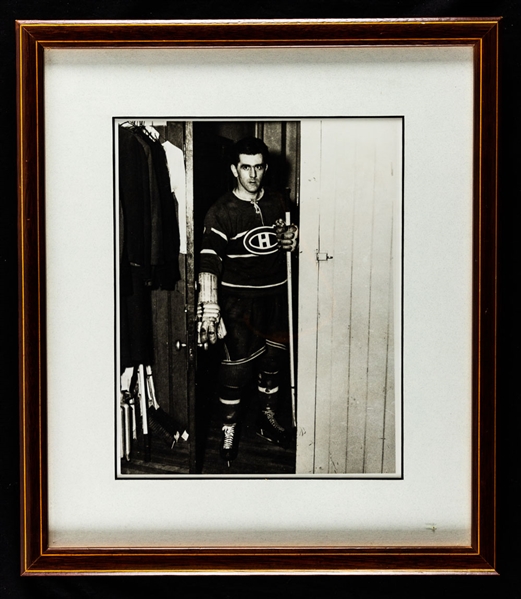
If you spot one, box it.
[231,153,268,195]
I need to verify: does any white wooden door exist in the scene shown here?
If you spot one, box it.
[296,119,402,475]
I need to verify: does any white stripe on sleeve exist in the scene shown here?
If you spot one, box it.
[200,249,222,260]
[211,228,228,241]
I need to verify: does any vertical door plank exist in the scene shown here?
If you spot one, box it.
[326,120,357,474]
[384,118,402,474]
[344,120,376,473]
[313,120,355,473]
[295,120,321,474]
[363,120,397,473]
[313,120,336,473]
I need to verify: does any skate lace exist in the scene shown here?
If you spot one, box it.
[264,409,284,432]
[222,424,236,449]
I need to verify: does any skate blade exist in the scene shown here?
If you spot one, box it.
[256,429,291,447]
[256,430,279,444]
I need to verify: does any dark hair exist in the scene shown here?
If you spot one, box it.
[230,136,270,166]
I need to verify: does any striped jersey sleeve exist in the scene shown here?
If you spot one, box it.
[199,206,229,277]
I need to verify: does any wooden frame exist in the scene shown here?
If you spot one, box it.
[17,18,498,574]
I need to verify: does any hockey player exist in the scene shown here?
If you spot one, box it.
[197,136,298,465]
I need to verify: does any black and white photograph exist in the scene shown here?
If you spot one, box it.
[116,117,402,478]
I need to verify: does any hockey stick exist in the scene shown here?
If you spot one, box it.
[285,211,297,428]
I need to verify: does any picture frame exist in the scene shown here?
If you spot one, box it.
[17,18,498,574]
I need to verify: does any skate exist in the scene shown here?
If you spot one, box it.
[255,408,291,445]
[220,422,239,467]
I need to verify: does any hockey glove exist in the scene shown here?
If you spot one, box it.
[274,219,298,252]
[197,272,227,346]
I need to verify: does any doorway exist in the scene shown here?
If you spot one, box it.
[192,120,300,475]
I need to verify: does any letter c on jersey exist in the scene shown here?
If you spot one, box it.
[243,226,279,255]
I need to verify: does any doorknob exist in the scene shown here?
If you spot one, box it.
[175,340,187,351]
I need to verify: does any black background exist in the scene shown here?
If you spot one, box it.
[1,1,519,597]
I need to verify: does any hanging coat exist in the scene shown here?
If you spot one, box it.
[118,125,181,367]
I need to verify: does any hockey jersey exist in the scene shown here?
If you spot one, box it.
[199,189,288,295]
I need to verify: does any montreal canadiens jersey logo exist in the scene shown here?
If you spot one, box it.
[243,226,279,255]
